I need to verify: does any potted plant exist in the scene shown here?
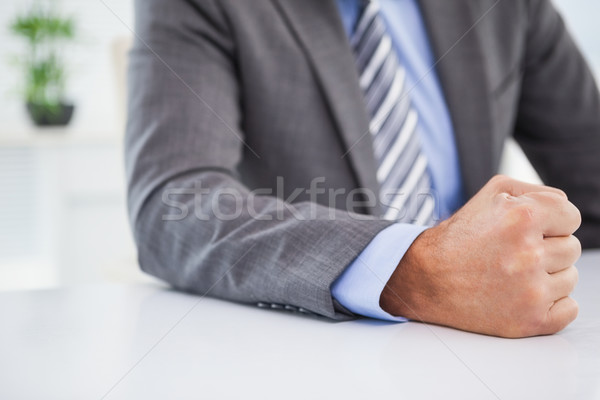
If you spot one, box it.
[10,1,76,127]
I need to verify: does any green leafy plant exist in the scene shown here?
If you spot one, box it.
[9,1,75,120]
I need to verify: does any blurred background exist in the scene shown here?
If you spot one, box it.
[0,0,598,291]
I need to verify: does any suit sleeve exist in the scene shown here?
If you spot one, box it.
[514,0,600,248]
[125,0,394,319]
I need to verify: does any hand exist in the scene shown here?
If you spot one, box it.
[380,175,582,338]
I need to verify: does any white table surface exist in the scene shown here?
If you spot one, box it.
[1,251,599,400]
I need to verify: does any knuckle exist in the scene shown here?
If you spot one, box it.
[500,261,519,278]
[513,313,546,338]
[524,306,551,336]
[571,235,583,258]
[561,201,582,230]
[501,242,543,277]
[556,188,568,199]
[499,211,522,238]
[524,285,547,305]
[546,191,567,205]
[564,297,579,318]
[494,192,512,205]
[531,313,548,332]
[571,299,580,319]
[556,189,569,199]
[493,193,517,214]
[489,174,510,189]
[545,188,568,200]
[526,246,545,268]
[517,204,536,225]
[549,299,579,335]
[551,299,579,333]
[516,245,544,271]
[572,204,583,229]
[512,297,579,338]
[505,204,536,230]
[570,266,580,288]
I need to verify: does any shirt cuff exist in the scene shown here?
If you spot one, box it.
[331,223,428,321]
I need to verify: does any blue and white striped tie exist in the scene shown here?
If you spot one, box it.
[352,1,436,226]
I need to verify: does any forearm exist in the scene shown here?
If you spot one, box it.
[132,170,393,319]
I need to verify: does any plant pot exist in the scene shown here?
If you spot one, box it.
[26,102,75,127]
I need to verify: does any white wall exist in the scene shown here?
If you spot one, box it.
[0,0,133,135]
[0,0,598,135]
[1,1,598,134]
[555,0,600,76]
[0,0,140,290]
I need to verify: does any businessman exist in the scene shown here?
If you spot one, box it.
[126,0,600,338]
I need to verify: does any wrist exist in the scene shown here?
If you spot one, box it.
[379,226,440,321]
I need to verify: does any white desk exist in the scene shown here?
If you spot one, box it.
[1,251,599,400]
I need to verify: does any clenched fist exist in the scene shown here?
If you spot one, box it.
[381,175,582,338]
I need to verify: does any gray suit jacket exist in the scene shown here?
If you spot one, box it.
[126,0,600,319]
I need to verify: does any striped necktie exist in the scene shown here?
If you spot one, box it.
[352,1,436,226]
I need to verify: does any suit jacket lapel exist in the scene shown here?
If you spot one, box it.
[419,0,495,198]
[272,0,495,203]
[272,0,381,209]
